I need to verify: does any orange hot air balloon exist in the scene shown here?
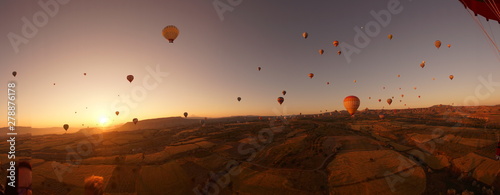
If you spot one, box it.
[115,111,119,116]
[388,34,393,40]
[343,96,360,116]
[162,25,179,43]
[413,87,417,90]
[387,98,393,105]
[302,32,308,39]
[277,97,284,105]
[337,50,341,55]
[282,90,287,95]
[353,80,357,83]
[127,75,134,83]
[258,67,261,71]
[63,124,69,131]
[318,49,324,55]
[368,97,371,99]
[447,44,451,48]
[420,62,425,68]
[237,97,241,102]
[449,75,454,80]
[379,114,385,119]
[435,40,441,49]
[184,112,188,118]
[133,118,138,124]
[308,73,314,79]
[333,40,339,47]
[432,77,436,80]
[397,74,400,78]
[12,71,17,77]
[401,94,404,98]
[378,99,382,102]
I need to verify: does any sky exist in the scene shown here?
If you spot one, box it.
[1,0,499,128]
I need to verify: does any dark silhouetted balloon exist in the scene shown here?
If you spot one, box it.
[63,124,69,131]
[127,75,134,83]
[12,71,17,77]
[133,118,138,124]
[277,97,284,105]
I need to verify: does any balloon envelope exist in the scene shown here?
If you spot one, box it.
[63,124,69,131]
[277,97,284,105]
[133,118,138,124]
[308,73,314,79]
[184,112,188,118]
[302,32,308,39]
[127,75,134,83]
[343,96,360,116]
[449,75,454,80]
[12,71,17,77]
[282,90,286,95]
[387,99,393,105]
[435,40,441,49]
[162,25,179,43]
[388,34,393,40]
[115,111,119,116]
[318,49,324,55]
[237,97,241,102]
[333,40,339,47]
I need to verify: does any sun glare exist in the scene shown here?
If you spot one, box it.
[99,117,109,126]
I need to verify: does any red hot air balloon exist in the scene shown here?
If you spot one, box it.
[308,73,314,79]
[343,96,360,116]
[277,97,284,105]
[127,75,134,83]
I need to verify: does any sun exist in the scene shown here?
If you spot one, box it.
[99,117,109,126]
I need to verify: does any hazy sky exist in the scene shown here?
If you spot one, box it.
[1,0,499,128]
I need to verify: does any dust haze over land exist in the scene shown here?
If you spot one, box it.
[1,105,500,194]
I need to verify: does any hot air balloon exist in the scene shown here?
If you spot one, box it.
[308,73,314,79]
[397,74,400,78]
[63,124,69,131]
[387,98,393,105]
[447,44,451,48]
[435,40,441,49]
[369,97,371,99]
[343,96,360,116]
[420,62,425,68]
[401,94,404,98]
[383,87,386,90]
[133,118,138,124]
[388,34,393,40]
[379,114,385,119]
[337,50,341,55]
[302,32,308,39]
[184,112,188,118]
[127,75,134,83]
[12,71,17,77]
[414,87,417,90]
[418,95,421,98]
[282,90,287,95]
[84,73,87,76]
[53,83,56,85]
[333,40,339,47]
[162,25,179,43]
[319,49,324,55]
[115,111,119,116]
[326,82,330,85]
[449,75,454,80]
[432,78,436,80]
[237,97,241,102]
[378,99,382,102]
[277,97,284,105]
[258,67,261,71]
[353,80,357,83]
